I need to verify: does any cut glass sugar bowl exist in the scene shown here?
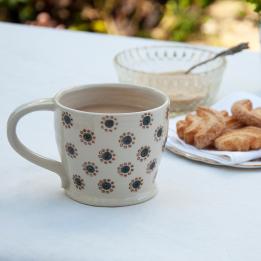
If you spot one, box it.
[114,45,226,114]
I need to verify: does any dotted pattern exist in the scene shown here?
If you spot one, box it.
[62,110,168,193]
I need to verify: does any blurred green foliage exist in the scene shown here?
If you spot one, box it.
[246,0,261,13]
[0,0,217,41]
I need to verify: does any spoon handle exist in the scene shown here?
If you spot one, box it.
[185,42,249,74]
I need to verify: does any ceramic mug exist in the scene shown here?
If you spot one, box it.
[7,83,169,206]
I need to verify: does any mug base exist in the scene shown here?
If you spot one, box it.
[64,187,158,207]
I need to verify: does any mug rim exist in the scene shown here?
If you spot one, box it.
[54,83,170,115]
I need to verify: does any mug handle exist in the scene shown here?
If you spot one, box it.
[7,98,69,188]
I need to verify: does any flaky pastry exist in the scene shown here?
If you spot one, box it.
[218,110,244,130]
[215,126,261,151]
[223,115,245,130]
[231,99,261,127]
[176,106,225,149]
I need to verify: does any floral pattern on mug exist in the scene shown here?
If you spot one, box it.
[98,149,116,164]
[82,161,99,176]
[129,177,143,192]
[79,129,96,145]
[136,146,151,161]
[72,174,85,190]
[146,158,157,174]
[65,143,78,158]
[98,179,115,193]
[154,126,164,142]
[117,162,134,177]
[101,115,118,132]
[62,111,73,128]
[140,112,153,128]
[118,132,135,148]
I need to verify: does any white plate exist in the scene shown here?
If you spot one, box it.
[166,144,261,168]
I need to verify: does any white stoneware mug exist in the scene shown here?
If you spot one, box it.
[7,84,169,206]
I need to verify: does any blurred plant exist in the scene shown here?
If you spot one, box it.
[152,0,215,41]
[245,0,261,13]
[0,0,216,41]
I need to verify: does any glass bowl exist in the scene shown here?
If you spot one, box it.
[114,45,226,114]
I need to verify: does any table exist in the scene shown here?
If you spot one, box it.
[1,22,261,261]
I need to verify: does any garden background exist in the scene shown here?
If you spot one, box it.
[0,0,259,50]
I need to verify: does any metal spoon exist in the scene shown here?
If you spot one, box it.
[160,42,249,75]
[185,42,249,74]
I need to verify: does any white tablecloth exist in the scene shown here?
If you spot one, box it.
[1,22,261,261]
